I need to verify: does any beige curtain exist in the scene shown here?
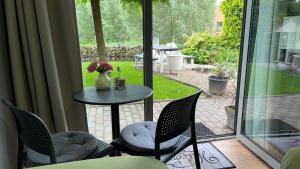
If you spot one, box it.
[0,1,18,169]
[3,0,87,132]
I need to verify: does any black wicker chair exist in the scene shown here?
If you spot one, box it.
[112,90,202,169]
[1,100,114,167]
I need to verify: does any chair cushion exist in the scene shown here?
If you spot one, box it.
[120,122,179,155]
[27,131,97,164]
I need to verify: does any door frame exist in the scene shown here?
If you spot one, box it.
[236,0,280,168]
[143,0,153,121]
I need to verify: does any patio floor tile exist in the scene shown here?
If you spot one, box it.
[87,97,233,143]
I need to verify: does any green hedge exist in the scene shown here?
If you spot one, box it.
[220,0,243,49]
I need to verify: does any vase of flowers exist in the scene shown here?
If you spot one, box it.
[88,59,113,90]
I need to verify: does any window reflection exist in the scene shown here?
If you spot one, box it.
[242,0,300,161]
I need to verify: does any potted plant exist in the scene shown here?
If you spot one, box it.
[223,60,238,129]
[210,50,238,128]
[225,79,237,130]
[88,59,113,90]
[208,63,233,95]
[209,49,239,95]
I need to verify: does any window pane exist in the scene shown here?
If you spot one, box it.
[75,0,143,142]
[242,0,300,161]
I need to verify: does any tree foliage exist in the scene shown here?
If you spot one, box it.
[76,0,215,47]
[120,0,169,7]
[76,3,95,42]
[153,0,215,46]
[102,0,129,43]
[182,0,243,65]
[76,0,143,47]
[220,0,243,49]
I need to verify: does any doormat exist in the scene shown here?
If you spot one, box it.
[183,122,216,138]
[167,142,236,169]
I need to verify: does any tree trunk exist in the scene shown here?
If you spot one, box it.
[91,0,106,60]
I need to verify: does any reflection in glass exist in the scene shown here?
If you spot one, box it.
[242,0,300,161]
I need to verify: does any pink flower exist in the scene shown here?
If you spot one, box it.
[101,62,113,71]
[87,59,113,73]
[87,61,98,72]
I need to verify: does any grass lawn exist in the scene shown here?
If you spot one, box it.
[82,61,197,100]
[245,64,300,96]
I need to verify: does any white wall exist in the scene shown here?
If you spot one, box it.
[0,0,18,168]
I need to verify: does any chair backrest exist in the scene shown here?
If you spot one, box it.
[166,42,177,48]
[166,55,184,70]
[1,100,57,163]
[152,50,159,59]
[155,90,202,144]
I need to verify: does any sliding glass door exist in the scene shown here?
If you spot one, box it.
[238,0,300,168]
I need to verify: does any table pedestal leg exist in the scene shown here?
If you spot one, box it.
[111,104,121,156]
[111,104,120,139]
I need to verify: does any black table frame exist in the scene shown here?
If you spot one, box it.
[73,85,153,141]
[111,104,120,139]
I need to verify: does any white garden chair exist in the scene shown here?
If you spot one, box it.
[166,55,184,76]
[165,42,195,70]
[134,50,160,71]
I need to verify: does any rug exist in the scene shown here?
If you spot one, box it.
[183,122,216,138]
[167,142,236,169]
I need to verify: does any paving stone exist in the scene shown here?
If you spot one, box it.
[86,98,235,142]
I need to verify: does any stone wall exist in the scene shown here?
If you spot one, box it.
[81,46,143,61]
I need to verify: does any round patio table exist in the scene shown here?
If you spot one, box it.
[73,84,153,141]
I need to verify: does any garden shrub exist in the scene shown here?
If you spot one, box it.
[220,0,243,49]
[181,32,223,64]
[212,48,240,64]
[182,32,240,65]
[181,0,243,65]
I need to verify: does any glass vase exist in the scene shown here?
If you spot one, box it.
[95,72,111,90]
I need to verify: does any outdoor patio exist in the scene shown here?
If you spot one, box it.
[87,97,233,143]
[86,66,236,143]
